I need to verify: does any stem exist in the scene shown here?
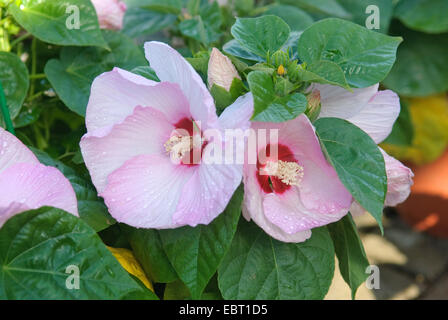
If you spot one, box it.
[10,32,31,48]
[29,73,46,80]
[27,91,44,102]
[29,37,37,97]
[57,152,76,161]
[0,80,15,135]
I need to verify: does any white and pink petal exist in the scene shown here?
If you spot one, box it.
[144,41,218,129]
[85,68,190,132]
[100,155,193,229]
[0,128,38,173]
[81,106,174,193]
[263,188,348,234]
[218,93,254,131]
[242,163,311,243]
[381,149,414,207]
[173,146,243,227]
[0,162,78,226]
[317,83,378,120]
[347,90,400,144]
[91,0,127,30]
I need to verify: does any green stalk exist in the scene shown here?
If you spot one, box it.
[29,37,37,97]
[0,80,15,135]
[10,32,31,49]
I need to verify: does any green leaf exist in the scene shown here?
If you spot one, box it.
[231,15,291,58]
[210,78,246,112]
[31,148,115,232]
[395,0,448,34]
[337,0,394,33]
[383,101,414,147]
[218,220,335,299]
[164,280,191,300]
[179,1,222,45]
[186,0,200,16]
[315,118,387,233]
[159,186,243,299]
[278,0,351,19]
[264,4,314,32]
[223,40,264,63]
[179,18,214,45]
[124,227,178,284]
[382,23,448,97]
[186,51,210,76]
[0,207,156,299]
[44,30,146,116]
[327,215,369,299]
[131,66,160,82]
[164,277,223,300]
[0,52,29,120]
[123,7,177,38]
[298,18,402,88]
[125,0,183,14]
[296,60,350,89]
[13,105,42,128]
[248,71,307,122]
[9,0,107,48]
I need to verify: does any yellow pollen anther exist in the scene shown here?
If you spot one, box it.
[277,64,286,76]
[264,160,304,186]
[164,135,193,160]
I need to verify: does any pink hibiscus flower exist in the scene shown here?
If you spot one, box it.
[91,0,127,30]
[0,128,78,227]
[243,115,353,243]
[80,41,253,229]
[314,84,414,215]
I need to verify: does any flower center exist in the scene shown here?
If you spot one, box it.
[165,117,206,166]
[262,160,304,186]
[164,135,193,160]
[256,144,304,194]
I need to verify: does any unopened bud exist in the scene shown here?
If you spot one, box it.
[271,50,289,68]
[208,48,241,91]
[305,89,321,122]
[91,0,127,30]
[277,64,286,76]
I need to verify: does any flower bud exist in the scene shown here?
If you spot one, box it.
[91,0,127,30]
[277,64,286,76]
[207,48,241,91]
[271,50,289,68]
[305,89,321,122]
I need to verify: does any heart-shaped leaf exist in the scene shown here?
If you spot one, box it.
[298,18,402,88]
[0,52,29,121]
[44,31,146,116]
[0,207,156,299]
[327,214,369,299]
[383,23,448,97]
[9,0,107,48]
[315,117,387,232]
[231,16,291,58]
[218,220,335,299]
[395,0,448,34]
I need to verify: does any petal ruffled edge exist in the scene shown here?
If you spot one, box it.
[144,41,218,129]
[348,90,400,144]
[0,127,38,174]
[0,163,78,227]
